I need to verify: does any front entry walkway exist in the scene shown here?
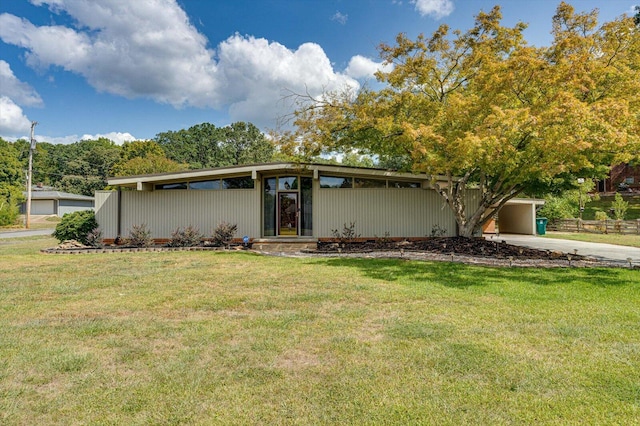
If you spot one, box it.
[488,233,640,264]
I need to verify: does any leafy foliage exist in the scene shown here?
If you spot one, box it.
[212,222,237,247]
[85,227,104,248]
[156,122,274,169]
[125,224,154,247]
[612,193,629,220]
[167,226,203,247]
[53,210,98,245]
[280,3,640,237]
[331,222,360,243]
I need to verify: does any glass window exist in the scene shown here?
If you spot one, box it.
[263,178,276,237]
[301,177,313,236]
[354,177,387,188]
[320,175,353,188]
[389,180,420,188]
[278,176,298,190]
[189,179,221,190]
[222,176,254,189]
[155,182,187,190]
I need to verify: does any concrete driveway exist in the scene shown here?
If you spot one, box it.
[487,233,640,264]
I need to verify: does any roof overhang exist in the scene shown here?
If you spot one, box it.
[107,162,448,190]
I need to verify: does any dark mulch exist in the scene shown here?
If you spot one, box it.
[316,237,583,261]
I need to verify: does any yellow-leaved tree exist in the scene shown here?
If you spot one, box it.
[279,3,639,237]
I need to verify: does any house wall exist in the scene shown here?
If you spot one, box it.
[314,187,478,238]
[96,183,484,240]
[96,189,260,240]
[58,200,94,217]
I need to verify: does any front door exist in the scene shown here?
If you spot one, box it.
[278,192,298,236]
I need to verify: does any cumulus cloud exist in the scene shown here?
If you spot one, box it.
[0,96,32,136]
[0,60,43,107]
[345,55,394,79]
[412,0,454,19]
[0,0,362,129]
[81,132,138,145]
[0,60,42,137]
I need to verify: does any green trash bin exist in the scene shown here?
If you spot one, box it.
[536,218,548,235]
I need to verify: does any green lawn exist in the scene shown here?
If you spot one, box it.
[543,231,640,248]
[584,194,640,220]
[1,237,639,425]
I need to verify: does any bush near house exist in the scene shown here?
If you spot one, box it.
[53,210,98,245]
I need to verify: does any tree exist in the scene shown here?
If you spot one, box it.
[155,122,274,169]
[0,138,25,225]
[281,3,639,237]
[611,193,629,220]
[110,140,187,176]
[111,154,188,176]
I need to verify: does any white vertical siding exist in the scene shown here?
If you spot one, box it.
[95,191,118,238]
[119,189,260,239]
[315,188,458,237]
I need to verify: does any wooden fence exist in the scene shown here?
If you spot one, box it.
[547,219,640,235]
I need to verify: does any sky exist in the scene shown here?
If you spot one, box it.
[0,0,637,144]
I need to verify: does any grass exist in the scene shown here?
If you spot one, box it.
[584,194,640,220]
[1,237,639,425]
[543,231,640,248]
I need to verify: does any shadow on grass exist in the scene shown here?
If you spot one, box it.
[312,257,636,289]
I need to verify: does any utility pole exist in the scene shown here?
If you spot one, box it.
[25,121,38,229]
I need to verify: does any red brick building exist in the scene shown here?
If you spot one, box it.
[602,163,640,192]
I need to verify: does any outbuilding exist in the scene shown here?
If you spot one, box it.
[96,162,541,244]
[21,190,95,217]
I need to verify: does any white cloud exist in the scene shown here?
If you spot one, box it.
[331,11,348,25]
[0,96,32,136]
[345,55,394,79]
[412,0,454,19]
[0,0,362,129]
[81,132,138,145]
[0,60,43,107]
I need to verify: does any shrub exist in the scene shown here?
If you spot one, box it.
[594,211,609,221]
[0,197,20,226]
[612,193,629,220]
[212,222,237,247]
[430,224,447,237]
[331,222,360,243]
[0,184,24,226]
[125,224,153,247]
[53,210,98,245]
[167,226,203,247]
[85,227,104,248]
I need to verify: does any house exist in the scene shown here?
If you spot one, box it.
[96,162,542,244]
[21,190,95,217]
[601,163,640,192]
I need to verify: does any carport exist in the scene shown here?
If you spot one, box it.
[484,198,545,235]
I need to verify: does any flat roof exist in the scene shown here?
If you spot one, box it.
[107,162,451,189]
[23,191,95,201]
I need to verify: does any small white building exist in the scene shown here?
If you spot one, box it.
[21,190,95,217]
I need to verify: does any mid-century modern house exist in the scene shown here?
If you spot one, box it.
[96,162,542,243]
[21,190,95,217]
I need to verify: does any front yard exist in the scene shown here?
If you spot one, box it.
[1,237,638,425]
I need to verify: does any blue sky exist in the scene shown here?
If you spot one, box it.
[0,0,637,144]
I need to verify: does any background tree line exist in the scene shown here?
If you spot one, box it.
[0,122,274,225]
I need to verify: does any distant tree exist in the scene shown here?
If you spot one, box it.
[634,5,639,26]
[118,140,165,162]
[218,122,275,166]
[155,122,273,169]
[111,154,188,176]
[0,138,25,225]
[279,3,640,237]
